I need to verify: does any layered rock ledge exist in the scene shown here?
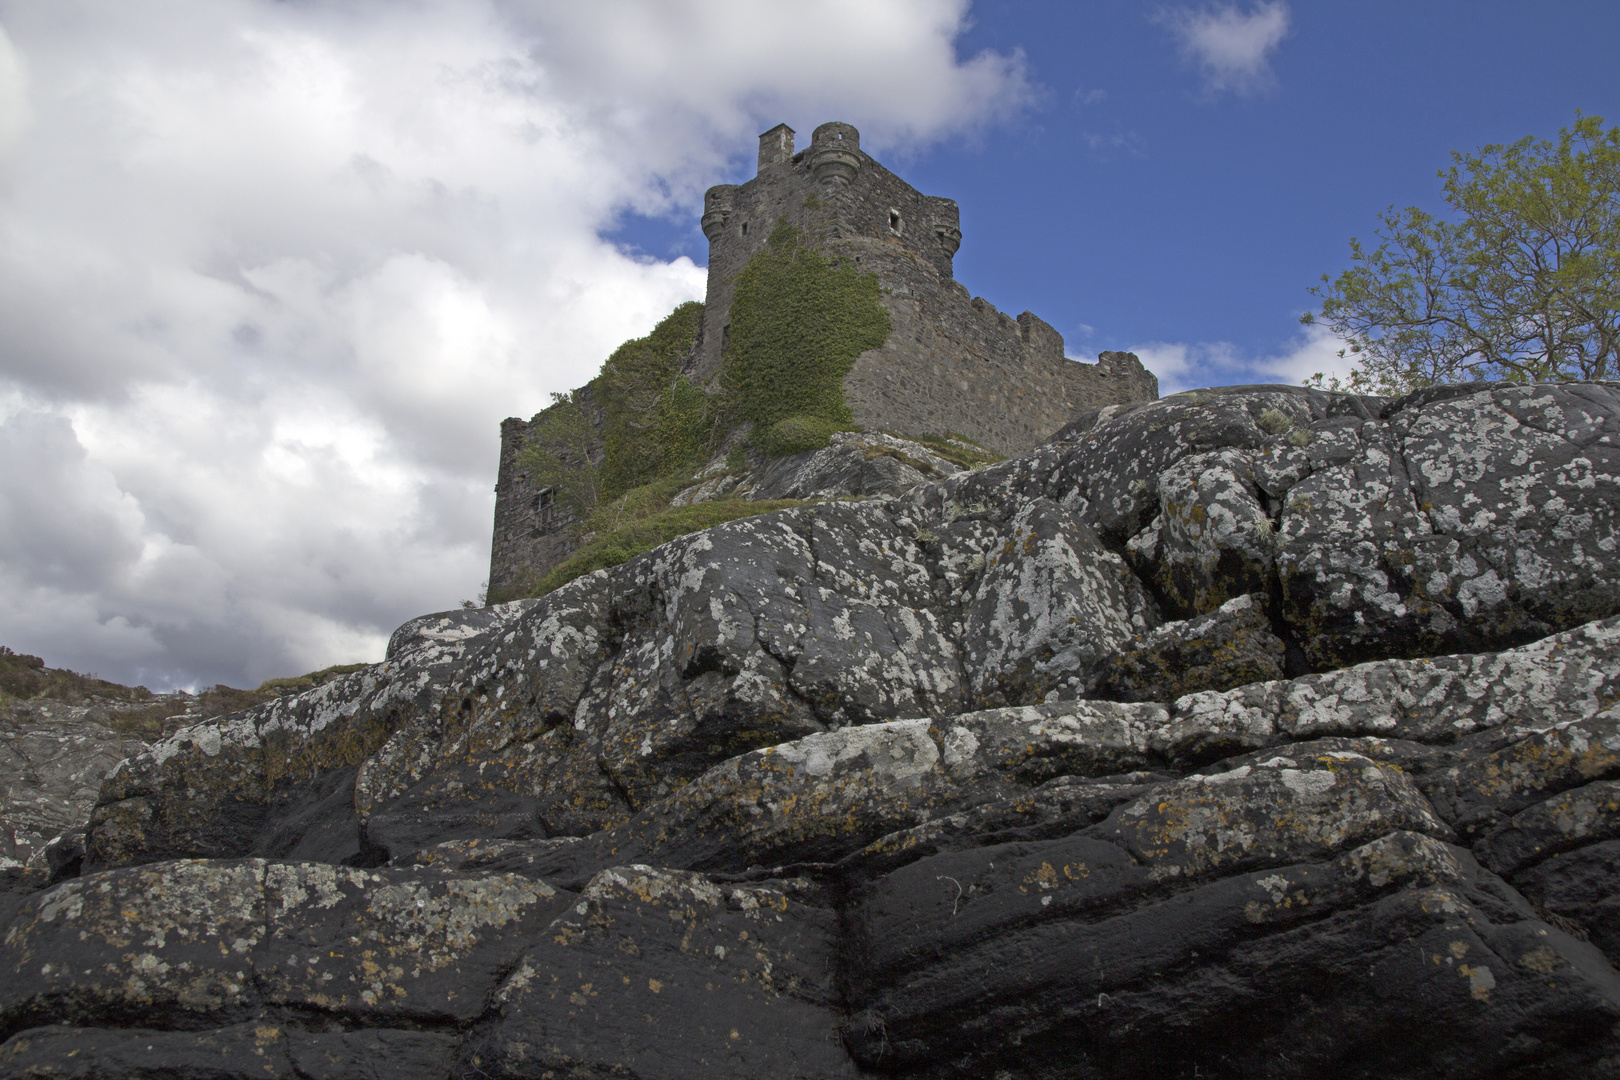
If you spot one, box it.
[5,382,1620,1078]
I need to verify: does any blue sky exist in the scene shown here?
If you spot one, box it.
[615,1,1620,388]
[0,1,1615,689]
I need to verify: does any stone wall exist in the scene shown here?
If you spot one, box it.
[487,389,603,601]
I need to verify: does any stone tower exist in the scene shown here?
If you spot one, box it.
[487,122,1158,601]
[687,121,1157,453]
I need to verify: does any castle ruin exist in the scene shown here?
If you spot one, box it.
[696,122,1156,447]
[489,121,1159,599]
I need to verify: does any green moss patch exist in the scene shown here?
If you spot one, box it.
[888,431,1003,470]
[513,221,893,597]
[756,414,855,457]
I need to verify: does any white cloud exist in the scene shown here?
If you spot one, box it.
[0,24,28,155]
[1130,323,1358,395]
[0,0,1031,689]
[1156,1,1291,97]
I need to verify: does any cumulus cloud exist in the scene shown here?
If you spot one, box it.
[1130,323,1357,395]
[1156,1,1291,97]
[0,0,1031,689]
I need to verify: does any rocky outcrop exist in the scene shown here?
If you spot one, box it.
[0,703,148,897]
[7,381,1620,1077]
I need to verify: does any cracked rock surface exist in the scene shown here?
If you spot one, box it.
[0,703,148,902]
[6,382,1620,1077]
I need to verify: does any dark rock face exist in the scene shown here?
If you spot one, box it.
[464,866,856,1079]
[8,382,1620,1077]
[0,703,147,895]
[1089,591,1287,701]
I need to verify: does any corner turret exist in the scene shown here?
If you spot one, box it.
[701,184,738,243]
[809,122,862,185]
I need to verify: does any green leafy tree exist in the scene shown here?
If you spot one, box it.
[517,389,600,520]
[1304,113,1620,394]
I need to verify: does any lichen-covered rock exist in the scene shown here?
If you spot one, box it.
[517,701,1189,891]
[1282,382,1620,667]
[962,498,1157,706]
[1055,382,1620,668]
[0,856,571,1040]
[1476,780,1620,877]
[1135,447,1276,616]
[0,859,266,1033]
[21,381,1620,1077]
[258,862,570,1021]
[1158,613,1620,758]
[86,600,555,869]
[1094,743,1452,876]
[85,384,1620,878]
[1425,706,1620,842]
[0,709,145,892]
[742,429,966,502]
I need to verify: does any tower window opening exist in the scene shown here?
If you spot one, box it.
[741,221,749,236]
[889,209,902,234]
[533,488,557,533]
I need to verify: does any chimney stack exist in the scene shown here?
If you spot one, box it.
[757,123,794,173]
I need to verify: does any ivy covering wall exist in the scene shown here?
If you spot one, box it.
[595,300,708,497]
[718,222,891,456]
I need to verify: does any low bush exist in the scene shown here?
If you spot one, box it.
[528,498,809,597]
[884,430,1003,470]
[0,645,374,738]
[756,414,853,457]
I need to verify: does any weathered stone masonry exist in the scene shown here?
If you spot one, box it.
[488,121,1159,599]
[489,387,603,602]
